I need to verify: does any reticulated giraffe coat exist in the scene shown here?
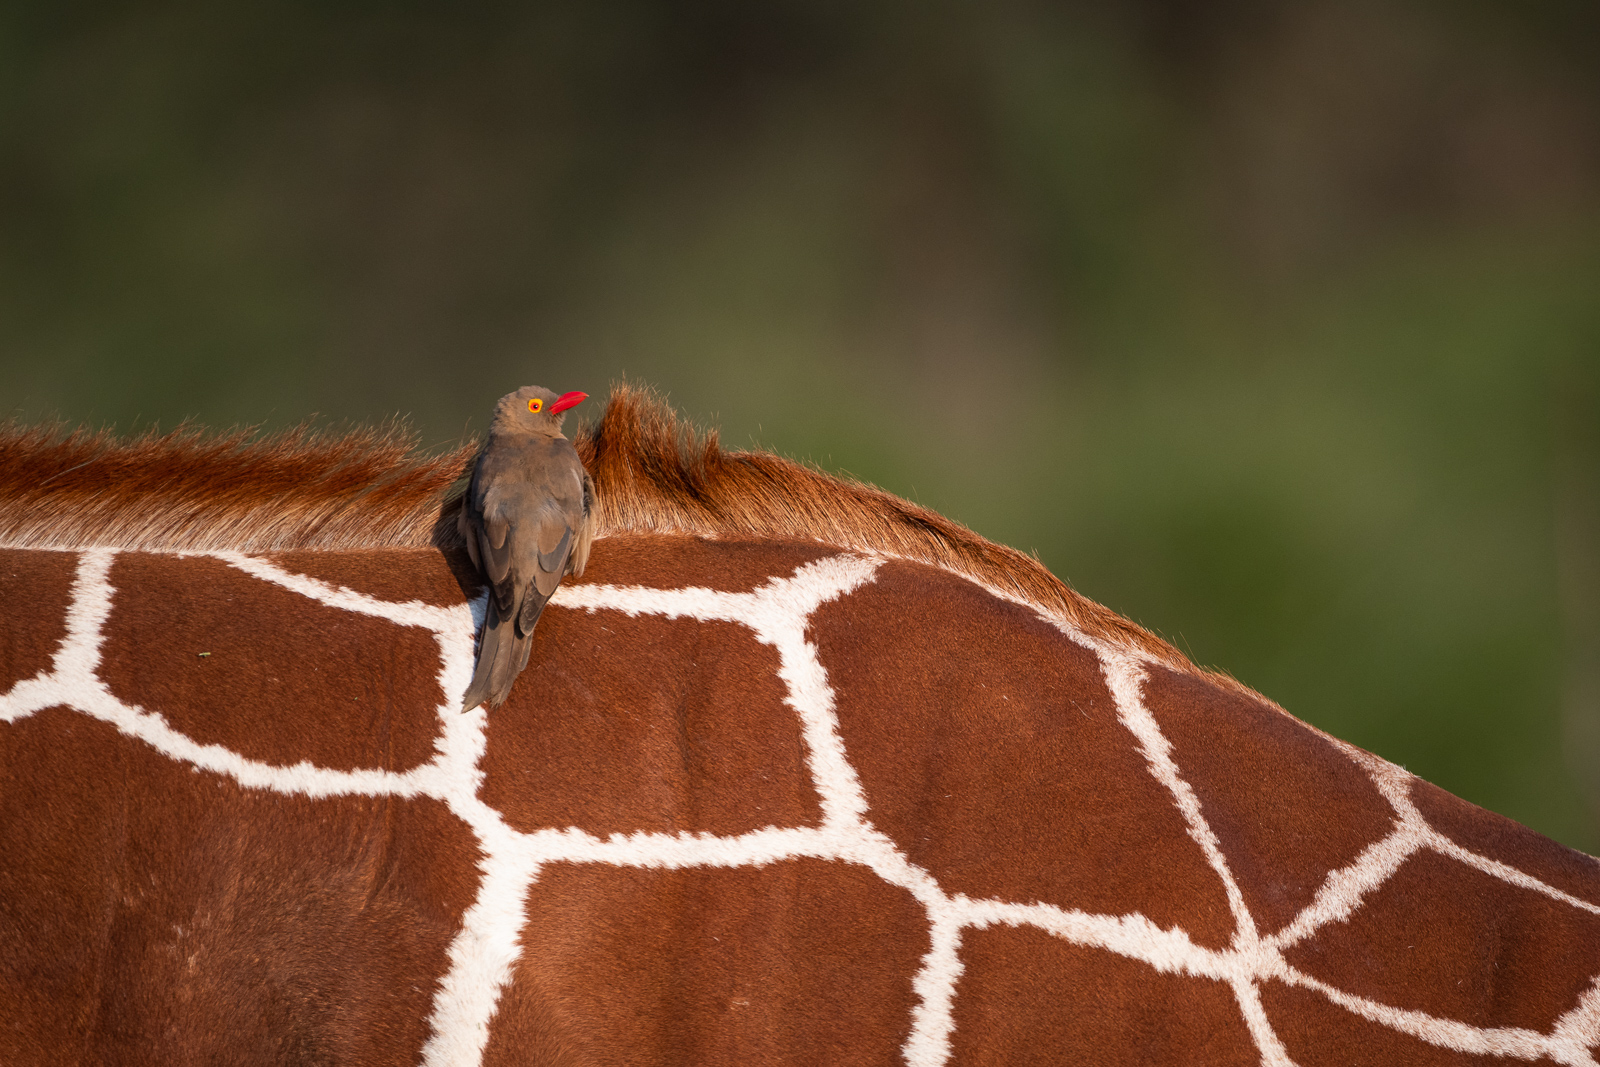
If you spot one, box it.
[1,387,1597,1066]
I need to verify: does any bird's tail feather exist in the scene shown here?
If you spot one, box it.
[462,600,530,709]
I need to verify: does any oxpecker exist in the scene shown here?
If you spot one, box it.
[458,385,594,709]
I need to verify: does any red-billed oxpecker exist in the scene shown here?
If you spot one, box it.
[458,385,594,709]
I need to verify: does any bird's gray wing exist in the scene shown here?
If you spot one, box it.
[457,492,481,574]
[536,523,573,578]
[474,495,519,617]
[570,470,595,578]
[528,441,587,592]
[508,501,569,635]
[460,454,520,615]
[527,502,575,598]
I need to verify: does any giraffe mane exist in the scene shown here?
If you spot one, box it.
[577,384,1205,676]
[0,383,1211,681]
[0,418,477,555]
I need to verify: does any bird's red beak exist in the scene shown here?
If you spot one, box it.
[549,391,588,414]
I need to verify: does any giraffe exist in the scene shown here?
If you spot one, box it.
[1,386,1597,1066]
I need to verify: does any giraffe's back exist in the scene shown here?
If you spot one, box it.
[1,535,1598,1067]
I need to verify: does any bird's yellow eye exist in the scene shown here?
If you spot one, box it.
[527,398,543,413]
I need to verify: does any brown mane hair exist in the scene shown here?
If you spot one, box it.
[0,384,1206,678]
[577,386,1199,672]
[0,419,478,554]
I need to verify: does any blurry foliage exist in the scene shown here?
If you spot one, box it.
[2,0,1598,847]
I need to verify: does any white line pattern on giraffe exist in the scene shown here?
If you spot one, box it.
[0,547,1596,1066]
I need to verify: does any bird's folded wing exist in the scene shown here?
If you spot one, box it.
[531,518,573,598]
[536,524,572,575]
[480,513,515,587]
[457,502,481,573]
[570,472,595,577]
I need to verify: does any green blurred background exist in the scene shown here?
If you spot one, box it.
[2,0,1597,849]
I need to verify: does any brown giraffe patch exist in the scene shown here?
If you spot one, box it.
[0,549,74,692]
[480,609,822,836]
[99,553,444,773]
[0,706,479,1066]
[813,561,1236,948]
[578,534,838,593]
[1260,981,1520,1066]
[484,859,927,1066]
[1283,848,1600,1033]
[268,547,479,607]
[1142,665,1396,936]
[1410,776,1600,909]
[947,924,1258,1066]
[0,707,121,1058]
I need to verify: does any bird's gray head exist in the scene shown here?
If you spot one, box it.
[491,385,588,436]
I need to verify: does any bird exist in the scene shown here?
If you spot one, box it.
[458,385,595,709]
